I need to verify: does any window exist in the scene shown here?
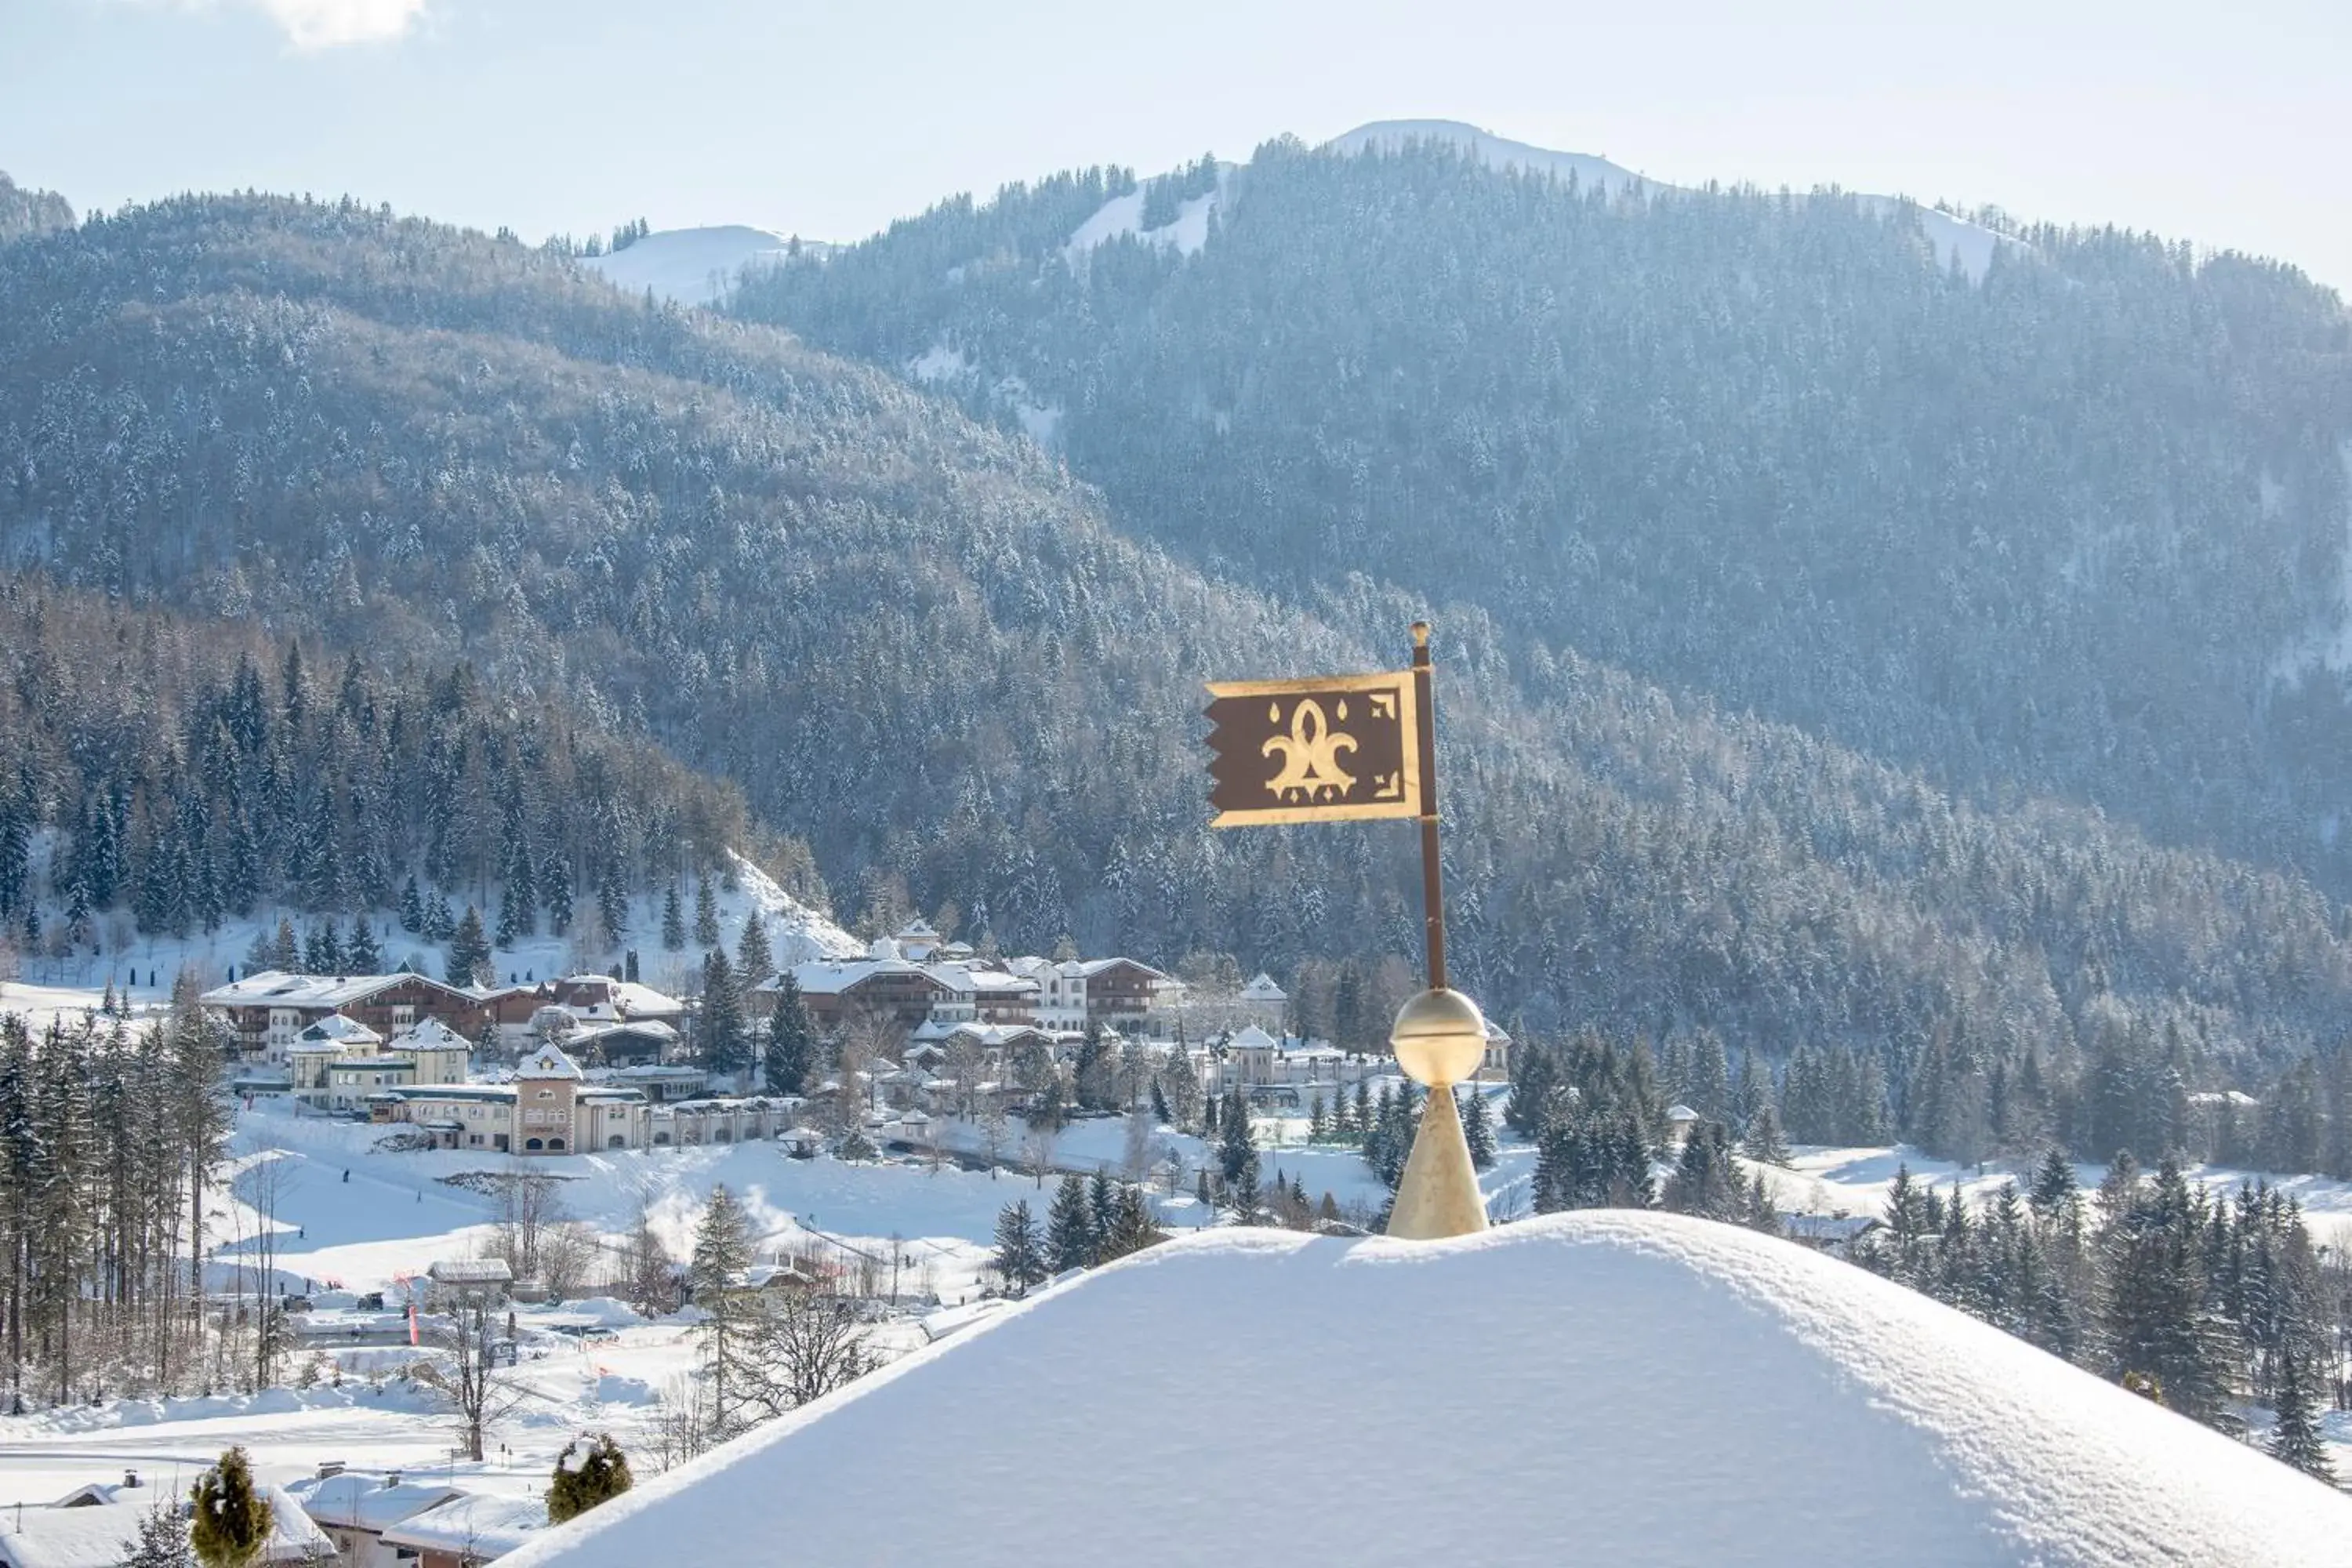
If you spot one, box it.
[535,1089,554,1100]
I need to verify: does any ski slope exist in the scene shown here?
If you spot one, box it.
[578,227,824,307]
[496,1214,2352,1568]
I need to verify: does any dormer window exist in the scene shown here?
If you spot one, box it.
[536,1088,554,1100]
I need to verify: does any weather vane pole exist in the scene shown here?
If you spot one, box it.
[1206,620,1489,1240]
[1410,622,1446,991]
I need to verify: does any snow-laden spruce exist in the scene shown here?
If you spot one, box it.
[493,1213,2352,1568]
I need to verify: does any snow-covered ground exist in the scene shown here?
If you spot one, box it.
[492,1215,2352,1568]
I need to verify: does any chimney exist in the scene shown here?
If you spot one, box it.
[123,1471,140,1490]
[317,1462,345,1479]
[383,1472,401,1489]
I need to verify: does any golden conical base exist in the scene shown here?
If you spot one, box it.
[1385,1082,1489,1240]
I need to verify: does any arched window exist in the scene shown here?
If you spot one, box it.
[548,1138,565,1151]
[524,1138,543,1151]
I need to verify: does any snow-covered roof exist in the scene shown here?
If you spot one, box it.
[1240,972,1287,1002]
[488,1215,2352,1568]
[382,1494,551,1558]
[1229,1025,1278,1052]
[297,1014,383,1046]
[1665,1103,1700,1122]
[2,1486,334,1568]
[202,971,419,1009]
[608,982,684,1018]
[285,1474,462,1532]
[428,1258,514,1286]
[784,954,971,998]
[390,1017,470,1051]
[516,1044,584,1081]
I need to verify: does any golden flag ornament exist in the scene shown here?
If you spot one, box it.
[1204,670,1423,828]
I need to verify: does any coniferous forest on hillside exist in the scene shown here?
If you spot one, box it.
[0,144,2350,1184]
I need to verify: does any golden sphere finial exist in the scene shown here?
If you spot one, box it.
[1388,986,1487,1086]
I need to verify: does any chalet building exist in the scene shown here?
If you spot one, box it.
[294,1017,471,1112]
[566,1017,680,1067]
[376,1044,640,1154]
[376,1044,797,1154]
[484,975,685,1045]
[891,918,946,961]
[285,1470,461,1568]
[201,970,490,1062]
[1239,971,1288,1029]
[780,938,976,1032]
[964,966,1040,1024]
[1014,956,1180,1033]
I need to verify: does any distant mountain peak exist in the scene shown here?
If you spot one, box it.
[1326,119,1653,199]
[1323,118,2016,280]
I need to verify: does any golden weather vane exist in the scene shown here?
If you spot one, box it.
[1204,622,1489,1240]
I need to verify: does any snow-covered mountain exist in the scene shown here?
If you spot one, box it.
[1328,118,1654,199]
[496,1214,2351,1568]
[1324,118,2017,279]
[579,225,826,307]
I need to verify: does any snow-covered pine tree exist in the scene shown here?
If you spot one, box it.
[548,1432,635,1523]
[1046,1174,1095,1272]
[763,975,814,1094]
[1460,1087,1497,1170]
[991,1200,1047,1296]
[661,886,686,951]
[2267,1342,2334,1483]
[125,1502,194,1568]
[345,913,383,972]
[543,852,574,935]
[698,949,747,1077]
[1229,1153,1265,1225]
[689,1185,755,1435]
[1217,1088,1256,1182]
[1743,1097,1792,1167]
[1087,1169,1117,1243]
[735,906,771,986]
[693,877,720,947]
[446,906,493,987]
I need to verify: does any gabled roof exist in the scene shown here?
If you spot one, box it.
[1240,972,1287,1001]
[390,1017,471,1051]
[516,1044,584,1081]
[1231,1025,1279,1051]
[285,1474,463,1532]
[201,970,474,1011]
[297,1014,383,1046]
[382,1494,550,1558]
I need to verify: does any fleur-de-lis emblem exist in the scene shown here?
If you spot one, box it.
[1262,697,1358,803]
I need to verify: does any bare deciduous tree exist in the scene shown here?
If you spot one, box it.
[735,1288,876,1421]
[426,1287,525,1462]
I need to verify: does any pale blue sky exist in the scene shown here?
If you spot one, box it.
[3,0,2348,292]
